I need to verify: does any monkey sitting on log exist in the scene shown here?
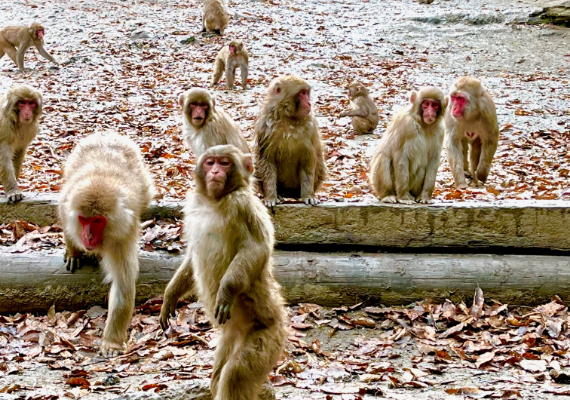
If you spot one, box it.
[0,22,58,72]
[179,88,249,157]
[160,144,287,400]
[0,84,42,203]
[339,81,379,134]
[255,75,327,207]
[59,132,154,357]
[370,87,447,204]
[445,76,499,188]
[211,39,249,90]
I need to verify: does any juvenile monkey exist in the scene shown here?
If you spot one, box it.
[202,0,229,35]
[339,81,379,134]
[211,39,249,90]
[255,75,327,206]
[160,145,287,400]
[0,22,57,72]
[370,87,447,204]
[59,132,154,357]
[0,84,42,203]
[179,88,249,157]
[445,77,499,188]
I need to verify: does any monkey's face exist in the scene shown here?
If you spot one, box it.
[420,99,441,125]
[229,45,237,55]
[78,214,107,250]
[35,29,44,39]
[203,155,233,199]
[17,99,38,124]
[295,88,311,117]
[450,92,469,119]
[189,102,209,127]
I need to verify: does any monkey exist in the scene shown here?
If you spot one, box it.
[445,77,499,188]
[369,87,447,204]
[338,81,379,134]
[417,0,435,3]
[0,22,58,72]
[255,75,327,207]
[59,132,154,357]
[179,88,249,158]
[202,0,229,36]
[0,85,43,203]
[211,39,249,90]
[160,145,287,400]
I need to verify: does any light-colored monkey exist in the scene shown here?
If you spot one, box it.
[0,84,42,203]
[370,87,447,204]
[339,81,379,134]
[445,76,499,188]
[202,0,229,35]
[211,39,249,90]
[160,145,287,400]
[59,132,154,357]
[0,22,58,72]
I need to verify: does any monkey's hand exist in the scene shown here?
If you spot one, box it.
[100,340,126,358]
[381,195,397,204]
[417,197,433,204]
[159,298,177,332]
[302,197,320,206]
[6,190,23,204]
[214,293,234,325]
[264,196,281,207]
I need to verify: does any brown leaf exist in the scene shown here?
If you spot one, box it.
[66,377,90,388]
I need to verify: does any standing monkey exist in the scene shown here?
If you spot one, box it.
[0,84,42,203]
[202,0,229,35]
[0,22,58,72]
[445,77,499,188]
[211,39,249,90]
[179,88,249,157]
[160,145,287,400]
[255,75,327,206]
[338,81,379,134]
[370,87,447,204]
[59,132,154,357]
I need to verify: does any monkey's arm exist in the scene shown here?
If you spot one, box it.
[16,43,29,71]
[0,142,21,202]
[214,233,269,325]
[393,148,414,204]
[339,108,368,118]
[418,154,440,204]
[35,41,56,63]
[160,252,195,330]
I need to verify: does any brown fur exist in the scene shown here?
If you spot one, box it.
[202,0,229,35]
[255,75,327,206]
[179,88,249,157]
[0,22,57,71]
[370,86,447,204]
[445,76,499,188]
[59,132,154,357]
[0,84,42,203]
[160,145,287,400]
[211,39,249,90]
[339,82,379,134]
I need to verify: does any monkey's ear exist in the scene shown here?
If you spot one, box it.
[244,154,254,174]
[210,95,216,109]
[442,97,449,111]
[273,82,282,95]
[409,91,417,104]
[178,93,185,108]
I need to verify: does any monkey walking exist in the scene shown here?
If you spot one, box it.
[0,22,58,71]
[160,145,287,400]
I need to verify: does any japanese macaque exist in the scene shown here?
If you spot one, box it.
[370,87,447,204]
[160,145,287,400]
[339,81,379,134]
[211,39,249,90]
[0,85,42,203]
[445,77,499,188]
[202,0,229,35]
[255,75,327,206]
[179,88,249,157]
[0,23,57,72]
[59,132,154,357]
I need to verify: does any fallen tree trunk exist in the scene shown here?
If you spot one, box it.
[1,194,570,251]
[1,250,569,313]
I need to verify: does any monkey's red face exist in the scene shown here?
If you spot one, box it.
[36,29,44,39]
[78,215,107,250]
[17,99,38,123]
[450,94,468,119]
[420,99,441,124]
[229,45,237,55]
[296,89,311,117]
[203,156,232,199]
[189,102,209,127]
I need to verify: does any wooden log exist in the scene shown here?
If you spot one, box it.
[0,250,569,313]
[1,194,570,251]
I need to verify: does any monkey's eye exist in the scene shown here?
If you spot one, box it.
[205,159,215,166]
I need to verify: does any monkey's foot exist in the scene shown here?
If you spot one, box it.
[65,253,98,273]
[259,379,276,400]
[264,197,281,207]
[380,195,397,204]
[397,198,416,205]
[417,198,433,204]
[159,299,177,331]
[455,181,468,189]
[100,340,126,358]
[6,190,23,204]
[302,197,319,205]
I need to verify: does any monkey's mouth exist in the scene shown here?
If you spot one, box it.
[192,117,204,124]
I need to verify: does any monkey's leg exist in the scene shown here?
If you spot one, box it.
[240,65,248,90]
[418,157,440,203]
[160,252,195,331]
[225,67,235,90]
[0,143,22,203]
[211,328,236,399]
[3,45,18,66]
[12,148,25,180]
[215,325,284,400]
[446,136,468,188]
[100,249,138,357]
[461,139,471,178]
[476,137,498,184]
[257,159,280,207]
[469,139,482,187]
[16,48,28,72]
[394,154,415,205]
[300,166,318,205]
[211,59,224,86]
